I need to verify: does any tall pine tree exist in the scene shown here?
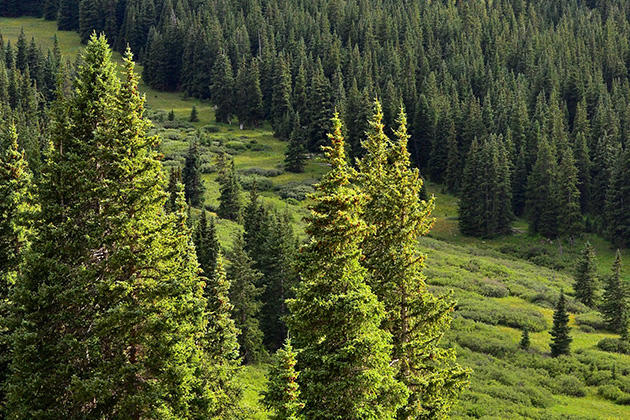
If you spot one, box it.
[288,113,407,419]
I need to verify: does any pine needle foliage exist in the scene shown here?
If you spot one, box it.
[5,35,219,419]
[358,101,469,420]
[288,113,407,420]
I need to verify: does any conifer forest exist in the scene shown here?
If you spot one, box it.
[5,0,630,418]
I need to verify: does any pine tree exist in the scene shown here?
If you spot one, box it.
[520,327,530,350]
[194,210,219,283]
[527,134,559,238]
[182,140,205,207]
[606,147,630,247]
[264,338,304,420]
[459,138,482,236]
[211,50,234,124]
[306,61,333,151]
[288,113,407,419]
[165,166,182,213]
[79,0,101,44]
[358,102,468,419]
[205,252,242,415]
[284,115,307,173]
[556,147,583,237]
[550,291,571,357]
[217,157,241,221]
[602,251,628,336]
[189,105,199,122]
[7,35,216,418]
[574,242,598,308]
[227,233,266,364]
[0,123,32,411]
[57,0,79,31]
[168,109,175,121]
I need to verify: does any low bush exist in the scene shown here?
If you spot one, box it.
[241,167,284,177]
[598,338,630,354]
[554,374,586,397]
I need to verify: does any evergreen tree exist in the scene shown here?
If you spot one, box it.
[602,251,628,336]
[606,147,630,247]
[194,210,219,282]
[459,138,482,237]
[217,157,241,221]
[165,165,182,213]
[57,0,79,31]
[520,327,530,350]
[550,291,572,357]
[168,109,175,121]
[0,123,32,412]
[7,35,215,418]
[358,102,468,419]
[204,252,242,415]
[288,113,407,419]
[189,105,199,122]
[79,0,102,44]
[306,61,333,151]
[182,140,205,207]
[284,115,307,173]
[211,50,234,124]
[556,147,583,237]
[574,242,598,308]
[263,338,304,420]
[227,233,266,365]
[527,134,559,238]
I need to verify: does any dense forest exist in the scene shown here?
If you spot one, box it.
[6,0,630,242]
[4,0,630,418]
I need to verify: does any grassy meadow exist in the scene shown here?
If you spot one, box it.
[3,16,630,419]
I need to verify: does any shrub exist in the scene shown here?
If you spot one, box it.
[575,312,607,331]
[241,167,284,177]
[240,175,273,192]
[202,125,220,133]
[225,140,247,151]
[554,374,586,397]
[597,338,630,354]
[598,385,624,402]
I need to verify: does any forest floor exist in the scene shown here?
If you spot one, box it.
[3,16,630,419]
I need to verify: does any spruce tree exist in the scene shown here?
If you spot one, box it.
[182,140,205,207]
[459,138,482,236]
[606,147,630,247]
[227,233,266,364]
[194,210,219,283]
[0,123,32,412]
[263,338,304,420]
[358,102,468,419]
[7,35,215,418]
[602,251,628,336]
[205,252,241,415]
[550,291,571,357]
[284,115,307,173]
[211,50,234,124]
[288,113,407,419]
[189,105,199,122]
[556,147,583,237]
[574,242,598,308]
[217,157,241,221]
[520,327,530,350]
[165,165,182,213]
[527,134,559,238]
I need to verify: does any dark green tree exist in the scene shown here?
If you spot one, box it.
[550,291,571,357]
[182,140,205,207]
[284,114,307,173]
[227,233,266,365]
[189,105,199,122]
[217,157,241,221]
[527,134,559,238]
[165,166,182,213]
[211,50,234,124]
[194,210,219,283]
[520,327,530,350]
[602,251,628,336]
[574,242,598,308]
[606,147,630,247]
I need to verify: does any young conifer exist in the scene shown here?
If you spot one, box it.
[602,250,628,336]
[264,338,304,420]
[520,327,530,350]
[574,242,598,308]
[550,291,572,357]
